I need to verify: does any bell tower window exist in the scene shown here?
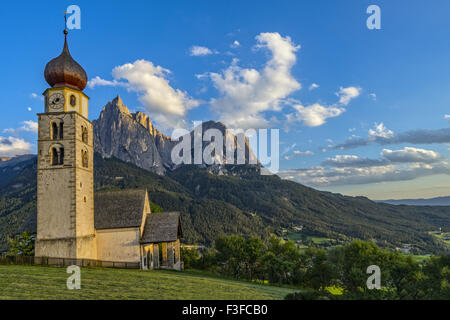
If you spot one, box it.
[59,148,64,165]
[51,122,58,140]
[51,120,64,140]
[51,147,58,165]
[59,123,64,139]
[50,144,64,165]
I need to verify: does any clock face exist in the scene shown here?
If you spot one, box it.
[48,93,65,111]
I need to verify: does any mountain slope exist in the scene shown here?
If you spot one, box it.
[0,154,448,254]
[378,196,450,206]
[93,96,169,175]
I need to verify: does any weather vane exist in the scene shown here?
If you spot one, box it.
[63,11,68,35]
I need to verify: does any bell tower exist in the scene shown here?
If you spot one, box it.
[35,27,96,260]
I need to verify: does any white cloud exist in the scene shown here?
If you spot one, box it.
[381,147,443,164]
[111,59,200,129]
[445,114,450,120]
[322,155,388,168]
[189,46,217,56]
[368,122,394,139]
[284,149,314,160]
[291,103,345,127]
[336,86,361,106]
[0,136,33,157]
[294,150,314,156]
[333,126,450,150]
[21,120,38,133]
[230,40,240,48]
[285,85,361,128]
[3,120,38,135]
[208,32,301,128]
[30,93,44,101]
[87,76,128,89]
[369,93,377,101]
[279,161,450,187]
[282,146,449,187]
[309,83,319,90]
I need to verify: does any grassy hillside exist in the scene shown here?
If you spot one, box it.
[0,154,449,254]
[0,265,295,300]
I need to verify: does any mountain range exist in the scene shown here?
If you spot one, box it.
[93,95,258,175]
[0,96,449,254]
[377,197,450,206]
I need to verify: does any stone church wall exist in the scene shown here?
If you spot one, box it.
[96,228,141,263]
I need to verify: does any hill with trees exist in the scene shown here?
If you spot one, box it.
[0,154,449,254]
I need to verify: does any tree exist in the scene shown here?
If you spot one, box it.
[421,255,450,299]
[301,248,334,291]
[7,231,35,256]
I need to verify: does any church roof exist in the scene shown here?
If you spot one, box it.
[94,189,148,230]
[141,212,182,243]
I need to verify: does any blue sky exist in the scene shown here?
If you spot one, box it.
[0,0,449,199]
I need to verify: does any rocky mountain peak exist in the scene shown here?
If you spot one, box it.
[93,96,259,175]
[111,95,131,115]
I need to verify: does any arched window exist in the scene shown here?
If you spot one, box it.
[59,148,64,165]
[81,150,88,168]
[59,123,64,139]
[51,147,58,165]
[51,122,58,140]
[51,120,64,140]
[50,144,64,166]
[70,95,76,107]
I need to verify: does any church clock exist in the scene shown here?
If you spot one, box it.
[48,92,65,110]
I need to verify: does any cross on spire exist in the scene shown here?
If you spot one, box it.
[63,11,68,36]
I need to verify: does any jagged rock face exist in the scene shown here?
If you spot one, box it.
[131,111,176,168]
[93,96,259,175]
[179,120,259,167]
[93,96,166,175]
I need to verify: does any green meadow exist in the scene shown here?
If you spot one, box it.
[0,265,296,300]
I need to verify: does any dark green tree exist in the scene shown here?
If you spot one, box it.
[7,231,35,256]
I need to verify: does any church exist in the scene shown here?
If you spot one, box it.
[34,28,182,270]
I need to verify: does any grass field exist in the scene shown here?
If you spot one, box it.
[286,232,335,245]
[429,231,450,247]
[0,265,297,300]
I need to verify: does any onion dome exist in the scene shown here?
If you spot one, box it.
[44,30,88,91]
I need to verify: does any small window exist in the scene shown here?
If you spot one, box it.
[59,123,64,139]
[81,150,88,168]
[51,122,58,140]
[70,95,76,107]
[51,148,58,165]
[50,145,64,166]
[82,126,88,143]
[59,148,64,165]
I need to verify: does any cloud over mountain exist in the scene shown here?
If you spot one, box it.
[332,123,450,150]
[280,146,449,187]
[0,136,33,157]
